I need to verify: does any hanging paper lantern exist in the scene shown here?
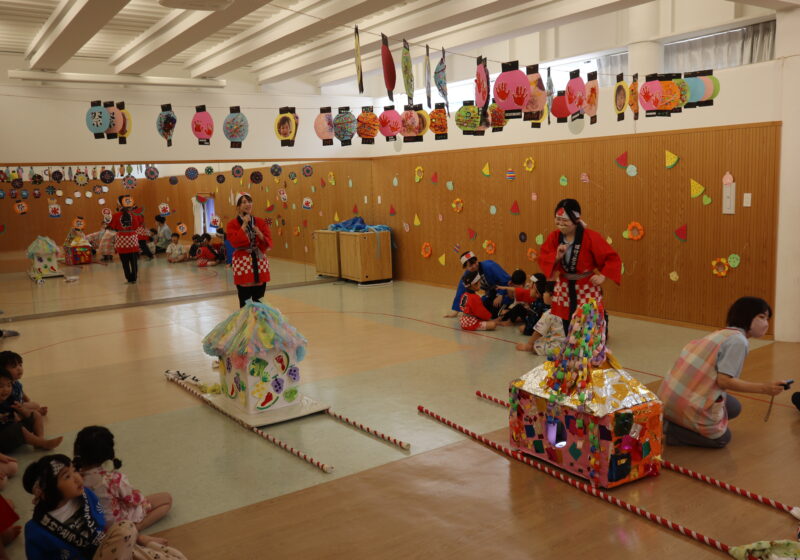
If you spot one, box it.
[275,107,298,147]
[314,108,334,146]
[673,78,690,109]
[584,71,599,125]
[565,69,586,117]
[122,175,136,189]
[378,106,402,141]
[270,164,282,177]
[333,107,356,146]
[415,107,429,137]
[185,167,199,180]
[434,47,449,116]
[524,64,547,127]
[117,102,132,145]
[494,61,529,119]
[156,103,177,147]
[475,56,490,112]
[400,105,420,139]
[145,166,159,180]
[86,100,110,139]
[381,33,396,101]
[455,101,480,134]
[302,165,313,177]
[488,102,506,131]
[231,165,244,178]
[191,104,214,145]
[551,91,570,122]
[357,106,379,144]
[100,170,114,184]
[657,76,681,114]
[613,74,629,121]
[223,106,248,148]
[430,103,448,140]
[639,74,663,113]
[628,73,639,119]
[250,171,263,184]
[105,102,123,140]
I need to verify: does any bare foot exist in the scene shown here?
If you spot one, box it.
[443,311,458,318]
[497,320,512,327]
[1,526,21,545]
[515,343,534,352]
[37,436,63,450]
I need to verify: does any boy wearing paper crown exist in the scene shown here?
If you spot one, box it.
[107,195,143,284]
[459,270,497,331]
[226,192,272,308]
[445,250,512,318]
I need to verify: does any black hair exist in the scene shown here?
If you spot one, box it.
[191,234,201,241]
[201,233,212,242]
[462,269,481,289]
[73,426,122,471]
[554,199,582,224]
[726,297,772,330]
[0,370,13,383]
[216,228,224,235]
[236,193,253,207]
[0,351,22,371]
[23,454,73,520]
[460,251,478,269]
[278,115,292,129]
[532,273,548,295]
[154,215,166,224]
[511,269,526,285]
[171,233,180,239]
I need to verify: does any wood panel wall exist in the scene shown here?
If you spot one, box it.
[0,122,780,328]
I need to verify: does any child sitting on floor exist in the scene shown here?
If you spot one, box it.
[0,370,60,453]
[459,270,496,331]
[165,233,187,263]
[196,234,219,267]
[495,271,551,331]
[0,351,47,416]
[515,310,566,355]
[188,234,201,260]
[22,455,186,560]
[73,426,172,530]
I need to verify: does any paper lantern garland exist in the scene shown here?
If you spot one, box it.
[333,107,356,146]
[430,103,448,140]
[455,101,480,134]
[524,64,547,127]
[357,106,379,144]
[494,61,529,119]
[314,108,334,146]
[156,104,177,147]
[223,106,248,148]
[86,101,110,139]
[275,107,298,147]
[191,105,214,145]
[378,106,402,141]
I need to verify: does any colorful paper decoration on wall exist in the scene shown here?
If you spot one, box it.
[270,164,282,177]
[481,162,490,177]
[401,39,414,101]
[275,107,298,147]
[354,25,363,94]
[413,213,421,226]
[674,224,687,242]
[381,34,396,101]
[494,61,529,119]
[223,106,248,148]
[585,71,598,125]
[389,205,396,216]
[185,167,198,181]
[378,106,402,141]
[420,242,432,258]
[430,103,448,140]
[727,253,741,268]
[434,47,449,115]
[33,188,41,198]
[158,202,171,217]
[690,179,705,198]
[250,171,263,184]
[414,166,424,183]
[105,102,123,140]
[117,102,132,144]
[191,105,214,145]
[302,197,313,210]
[86,100,110,139]
[615,152,628,168]
[702,194,712,206]
[613,74,629,121]
[622,221,644,240]
[510,200,520,214]
[156,104,177,147]
[559,175,568,187]
[123,175,136,189]
[711,258,729,277]
[100,170,114,184]
[302,165,313,177]
[204,166,214,175]
[505,169,516,181]
[176,223,188,236]
[231,165,244,178]
[665,150,680,168]
[455,100,480,134]
[451,198,464,213]
[14,201,28,214]
[333,107,356,146]
[484,240,496,255]
[357,106,379,144]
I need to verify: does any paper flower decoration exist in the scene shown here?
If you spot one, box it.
[122,175,136,190]
[623,221,644,240]
[74,171,88,186]
[484,240,496,255]
[357,107,379,143]
[86,101,110,139]
[302,165,313,177]
[333,108,356,145]
[414,166,424,182]
[231,165,244,178]
[156,104,177,147]
[314,109,334,146]
[30,174,43,185]
[711,258,729,277]
[523,157,535,172]
[14,201,28,215]
[191,105,214,145]
[98,170,113,184]
[270,164,282,177]
[378,106,402,139]
[451,198,464,213]
[421,242,432,258]
[669,271,679,282]
[223,107,248,148]
[205,166,214,175]
[144,166,159,180]
[527,247,538,261]
[288,171,297,183]
[250,171,263,184]
[185,167,198,180]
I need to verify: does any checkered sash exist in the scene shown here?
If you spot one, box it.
[232,252,269,285]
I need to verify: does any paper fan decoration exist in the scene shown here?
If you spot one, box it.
[381,34,396,101]
[433,47,449,115]
[185,167,199,180]
[357,106,379,144]
[86,100,110,139]
[430,104,448,139]
[191,105,214,145]
[250,171,263,184]
[275,108,298,147]
[231,165,244,178]
[100,170,114,184]
[314,108,334,146]
[302,165,313,177]
[223,106,248,148]
[72,170,88,186]
[333,108,356,146]
[378,106,402,140]
[122,175,136,189]
[156,104,177,147]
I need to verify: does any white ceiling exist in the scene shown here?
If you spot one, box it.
[0,0,791,87]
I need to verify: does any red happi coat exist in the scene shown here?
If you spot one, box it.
[108,211,143,255]
[538,227,621,321]
[226,216,272,285]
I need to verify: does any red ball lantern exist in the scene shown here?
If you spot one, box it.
[550,91,570,123]
[494,61,529,119]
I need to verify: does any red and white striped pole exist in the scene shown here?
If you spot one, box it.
[325,408,411,450]
[418,404,731,555]
[166,375,334,473]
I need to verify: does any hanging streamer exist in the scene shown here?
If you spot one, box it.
[434,47,449,116]
[381,33,396,101]
[401,39,414,102]
[424,45,432,109]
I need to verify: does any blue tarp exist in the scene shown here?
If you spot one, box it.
[328,216,391,233]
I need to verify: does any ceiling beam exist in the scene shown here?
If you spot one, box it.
[113,0,271,75]
[26,0,131,71]
[311,0,652,86]
[188,0,398,78]
[724,0,799,9]
[255,0,534,84]
[8,69,226,88]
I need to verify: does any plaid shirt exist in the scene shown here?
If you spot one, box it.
[658,329,740,439]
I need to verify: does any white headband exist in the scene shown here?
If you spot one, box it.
[460,251,476,266]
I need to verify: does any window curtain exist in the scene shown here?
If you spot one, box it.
[664,20,775,74]
[596,52,629,87]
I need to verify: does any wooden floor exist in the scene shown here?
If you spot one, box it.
[0,276,797,560]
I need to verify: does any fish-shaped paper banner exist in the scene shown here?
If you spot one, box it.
[434,47,449,116]
[424,45,432,108]
[381,34,396,101]
[354,26,363,94]
[402,39,414,102]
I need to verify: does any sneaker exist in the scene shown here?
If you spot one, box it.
[792,392,800,412]
[0,330,20,339]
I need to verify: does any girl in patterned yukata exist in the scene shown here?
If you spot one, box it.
[23,454,186,560]
[226,193,272,308]
[658,297,789,448]
[73,427,172,530]
[458,270,497,331]
[538,199,621,334]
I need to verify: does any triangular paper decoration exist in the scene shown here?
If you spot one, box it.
[321,178,326,187]
[510,200,520,214]
[413,213,421,226]
[438,253,446,266]
[389,205,396,216]
[467,228,477,240]
[352,204,358,214]
[431,172,438,183]
[690,179,705,198]
[481,162,491,177]
[334,211,340,221]
[615,151,628,168]
[674,224,687,241]
[665,150,679,169]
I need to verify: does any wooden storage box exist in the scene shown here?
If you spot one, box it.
[338,231,392,283]
[313,230,340,278]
